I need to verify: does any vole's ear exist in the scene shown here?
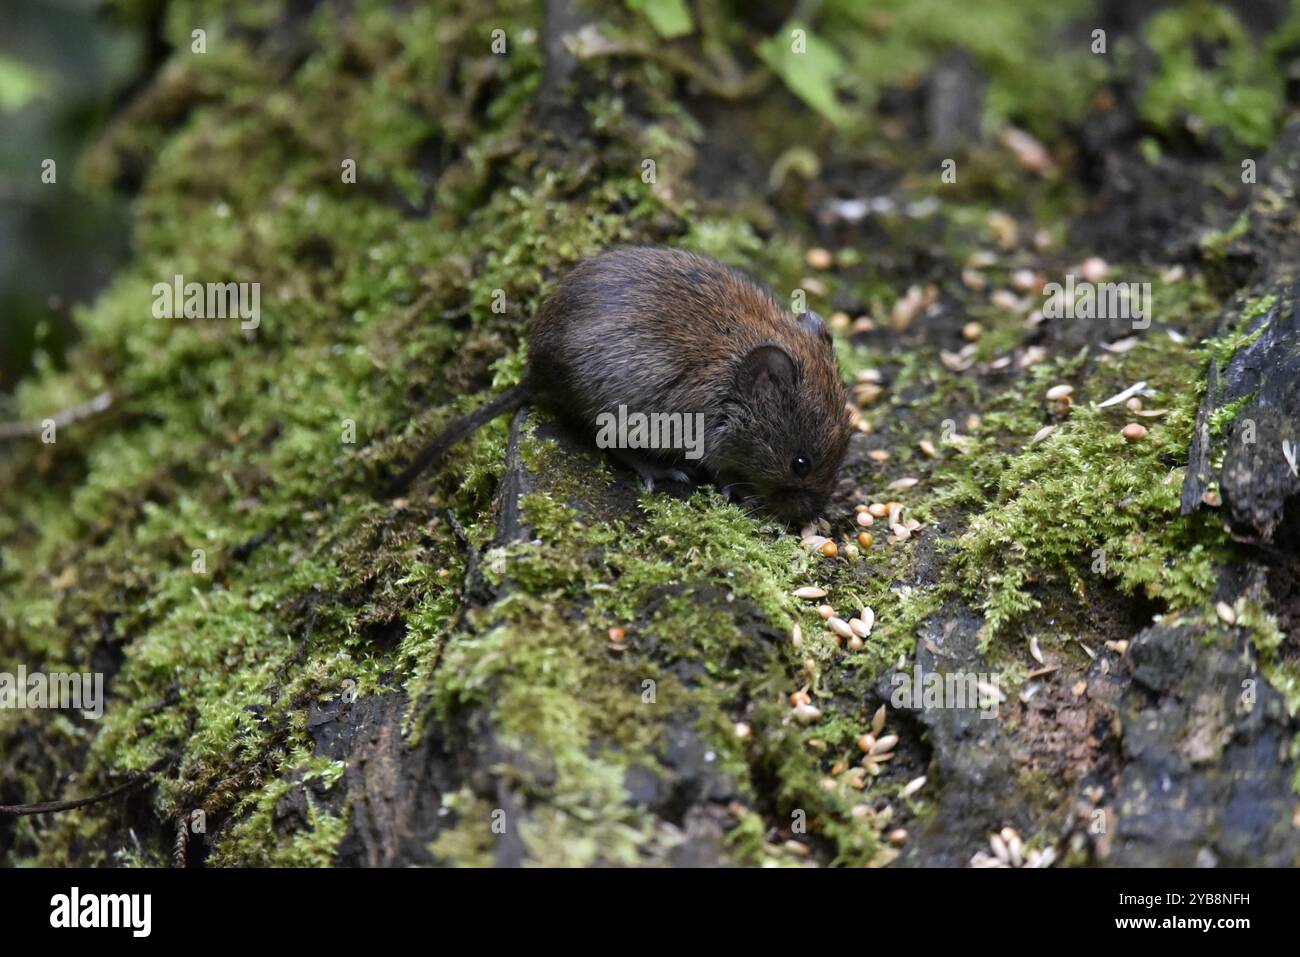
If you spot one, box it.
[738,344,797,398]
[798,310,832,345]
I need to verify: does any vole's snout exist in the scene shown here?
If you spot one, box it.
[768,488,829,526]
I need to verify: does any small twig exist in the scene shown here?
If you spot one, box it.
[0,390,114,442]
[0,750,177,817]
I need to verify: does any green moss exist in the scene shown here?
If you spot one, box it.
[5,0,1291,868]
[1142,3,1292,151]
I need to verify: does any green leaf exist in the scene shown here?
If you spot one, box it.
[0,55,47,112]
[756,23,847,127]
[626,0,694,39]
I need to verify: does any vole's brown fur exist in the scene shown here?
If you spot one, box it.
[385,246,853,523]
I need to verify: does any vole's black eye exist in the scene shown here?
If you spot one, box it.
[791,454,812,477]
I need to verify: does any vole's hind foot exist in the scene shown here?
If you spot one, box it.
[612,449,693,491]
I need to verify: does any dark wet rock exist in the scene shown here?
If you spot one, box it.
[1109,620,1300,866]
[1181,283,1300,546]
[495,407,653,547]
[891,605,1025,867]
[306,692,459,867]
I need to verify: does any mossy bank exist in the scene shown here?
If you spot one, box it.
[3,0,1299,867]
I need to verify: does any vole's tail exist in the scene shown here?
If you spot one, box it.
[382,381,531,497]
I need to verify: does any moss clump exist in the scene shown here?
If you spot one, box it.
[1141,4,1296,151]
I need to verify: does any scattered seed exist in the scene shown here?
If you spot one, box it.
[1031,425,1056,444]
[990,832,1010,864]
[1216,601,1237,625]
[827,617,854,639]
[860,607,875,633]
[1121,423,1147,442]
[820,540,838,558]
[791,624,803,649]
[1080,256,1108,283]
[900,776,927,799]
[962,321,984,342]
[991,289,1027,313]
[793,586,827,599]
[793,703,822,725]
[867,447,889,462]
[890,523,910,541]
[854,382,884,405]
[988,211,1019,249]
[1104,639,1130,656]
[888,829,908,846]
[858,531,874,549]
[608,627,626,644]
[734,722,751,740]
[889,477,919,491]
[1097,381,1147,409]
[870,734,898,755]
[1000,126,1054,174]
[1045,384,1073,401]
[846,635,864,653]
[857,733,876,753]
[872,704,887,735]
[1002,828,1024,867]
[1029,635,1044,665]
[1011,268,1042,292]
[891,284,938,330]
[867,502,888,518]
[817,604,835,620]
[940,348,976,372]
[919,439,940,459]
[1018,345,1047,369]
[961,268,987,291]
[856,511,874,527]
[790,688,811,707]
[1126,396,1144,413]
[805,247,833,270]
